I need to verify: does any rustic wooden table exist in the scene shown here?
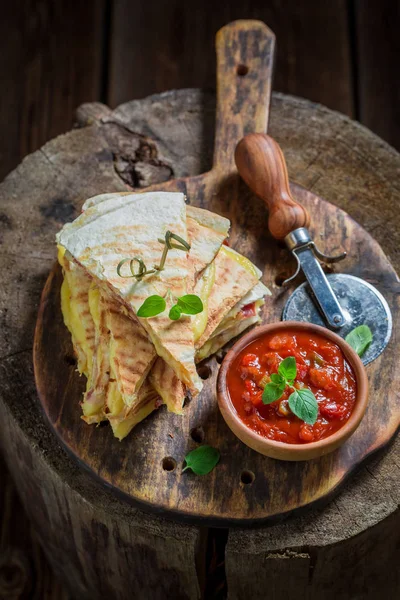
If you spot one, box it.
[1,2,399,597]
[0,87,399,598]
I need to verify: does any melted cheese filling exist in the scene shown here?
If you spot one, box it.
[219,245,260,279]
[59,245,91,376]
[192,260,215,342]
[110,397,157,441]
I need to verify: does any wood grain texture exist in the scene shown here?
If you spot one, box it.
[226,498,400,599]
[0,455,69,600]
[355,0,400,150]
[0,4,106,592]
[0,29,400,599]
[108,0,354,116]
[0,0,105,181]
[2,85,400,598]
[0,377,202,600]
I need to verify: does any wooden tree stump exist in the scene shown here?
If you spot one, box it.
[0,89,399,599]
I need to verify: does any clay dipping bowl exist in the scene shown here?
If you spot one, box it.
[217,321,369,461]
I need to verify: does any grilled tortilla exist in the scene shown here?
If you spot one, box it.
[194,245,261,350]
[106,380,161,441]
[58,246,95,376]
[149,357,186,414]
[57,192,230,396]
[57,192,202,394]
[62,272,182,435]
[81,192,230,284]
[196,281,270,362]
[57,192,271,440]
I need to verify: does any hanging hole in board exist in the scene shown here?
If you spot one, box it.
[162,457,176,472]
[240,470,255,485]
[274,272,289,287]
[215,351,227,364]
[64,354,77,367]
[236,64,249,76]
[190,426,205,444]
[197,364,212,380]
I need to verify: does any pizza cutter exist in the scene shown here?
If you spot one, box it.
[235,133,392,365]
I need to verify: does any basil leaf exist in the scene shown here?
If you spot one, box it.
[182,445,220,475]
[278,356,297,381]
[270,373,283,384]
[345,325,373,357]
[137,295,166,318]
[288,388,318,425]
[262,381,286,404]
[169,305,182,320]
[176,294,204,315]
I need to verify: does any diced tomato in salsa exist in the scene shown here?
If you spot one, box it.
[296,364,309,381]
[299,424,314,442]
[263,351,281,373]
[226,328,357,445]
[268,334,296,351]
[319,401,348,419]
[241,353,259,367]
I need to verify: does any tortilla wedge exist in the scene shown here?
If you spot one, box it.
[57,192,230,396]
[196,281,270,362]
[57,192,272,440]
[81,192,230,285]
[106,380,161,441]
[58,246,96,376]
[149,357,186,414]
[57,191,202,394]
[194,245,261,350]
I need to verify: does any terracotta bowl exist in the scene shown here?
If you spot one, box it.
[217,321,369,461]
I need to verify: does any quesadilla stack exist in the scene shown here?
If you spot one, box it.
[57,191,270,440]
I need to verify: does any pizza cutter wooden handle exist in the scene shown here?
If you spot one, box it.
[235,133,311,239]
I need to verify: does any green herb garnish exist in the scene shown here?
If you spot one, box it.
[176,295,204,315]
[277,356,296,382]
[288,388,319,425]
[117,230,203,321]
[137,295,166,318]
[262,356,318,426]
[262,377,286,403]
[169,305,182,320]
[137,293,203,321]
[182,445,220,475]
[345,325,373,357]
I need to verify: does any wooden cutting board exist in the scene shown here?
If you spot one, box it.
[34,21,400,526]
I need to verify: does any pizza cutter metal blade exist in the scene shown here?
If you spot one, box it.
[235,133,392,365]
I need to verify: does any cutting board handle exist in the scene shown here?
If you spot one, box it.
[235,133,311,239]
[213,20,275,171]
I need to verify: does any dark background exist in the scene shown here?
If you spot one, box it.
[0,0,399,597]
[1,0,400,184]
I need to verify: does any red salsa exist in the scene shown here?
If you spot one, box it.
[227,328,357,444]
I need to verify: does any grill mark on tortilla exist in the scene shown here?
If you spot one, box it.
[195,250,259,349]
